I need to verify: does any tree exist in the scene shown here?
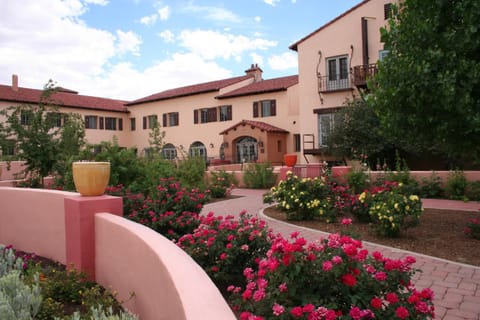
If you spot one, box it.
[369,0,480,165]
[0,80,86,185]
[327,99,395,167]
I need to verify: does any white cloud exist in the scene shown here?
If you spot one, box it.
[291,0,297,3]
[178,29,277,61]
[158,5,171,21]
[139,14,158,26]
[250,53,264,66]
[183,4,241,23]
[83,0,109,5]
[254,16,261,23]
[158,30,175,43]
[116,30,142,56]
[264,0,280,6]
[268,51,298,71]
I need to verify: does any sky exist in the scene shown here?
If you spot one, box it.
[0,0,362,101]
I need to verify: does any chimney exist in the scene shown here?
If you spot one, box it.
[12,74,18,91]
[245,64,263,82]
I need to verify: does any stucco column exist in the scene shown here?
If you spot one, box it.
[64,195,123,279]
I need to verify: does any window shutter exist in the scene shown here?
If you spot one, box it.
[163,114,167,127]
[143,116,147,129]
[271,100,276,116]
[118,118,123,131]
[99,117,104,129]
[227,105,232,120]
[175,112,179,125]
[85,116,90,129]
[194,110,199,124]
[253,102,259,118]
[210,107,217,122]
[384,3,392,19]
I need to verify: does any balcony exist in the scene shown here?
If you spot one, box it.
[318,74,351,93]
[352,63,378,88]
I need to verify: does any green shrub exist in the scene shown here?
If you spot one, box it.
[0,271,42,320]
[464,218,480,240]
[445,170,468,200]
[418,172,444,199]
[175,156,206,190]
[242,162,276,189]
[128,157,176,196]
[466,181,480,201]
[58,305,137,320]
[346,169,369,194]
[208,170,236,198]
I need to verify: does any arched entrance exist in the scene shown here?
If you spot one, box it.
[235,136,257,163]
[162,143,177,160]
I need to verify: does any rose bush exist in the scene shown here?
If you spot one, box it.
[464,217,480,240]
[228,232,435,320]
[177,211,274,293]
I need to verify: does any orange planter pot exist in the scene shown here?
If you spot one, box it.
[72,161,111,196]
[283,154,298,167]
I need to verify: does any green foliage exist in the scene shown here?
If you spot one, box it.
[464,218,480,240]
[370,0,480,164]
[242,162,276,189]
[0,271,42,320]
[175,156,206,189]
[327,99,394,163]
[346,169,369,194]
[0,81,85,185]
[466,181,480,201]
[208,170,236,198]
[59,305,137,320]
[128,157,176,196]
[147,121,165,155]
[418,172,444,199]
[445,170,468,200]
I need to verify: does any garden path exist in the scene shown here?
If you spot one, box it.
[202,189,480,320]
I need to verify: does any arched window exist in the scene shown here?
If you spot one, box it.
[162,143,177,160]
[236,136,257,163]
[189,141,207,160]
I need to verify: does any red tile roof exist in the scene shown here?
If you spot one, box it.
[0,84,128,113]
[289,0,370,51]
[127,75,253,106]
[216,75,298,99]
[219,119,289,135]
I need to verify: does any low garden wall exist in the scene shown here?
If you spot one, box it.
[0,187,235,320]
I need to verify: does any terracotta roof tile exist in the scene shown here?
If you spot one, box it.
[219,119,289,135]
[216,75,298,99]
[127,75,252,106]
[0,85,128,113]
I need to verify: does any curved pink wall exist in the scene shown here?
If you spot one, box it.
[95,213,236,320]
[0,187,68,264]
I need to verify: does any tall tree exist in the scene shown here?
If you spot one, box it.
[369,0,480,165]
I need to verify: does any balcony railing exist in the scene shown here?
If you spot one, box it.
[352,64,378,87]
[318,74,351,93]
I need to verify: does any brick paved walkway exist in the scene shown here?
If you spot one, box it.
[202,189,480,320]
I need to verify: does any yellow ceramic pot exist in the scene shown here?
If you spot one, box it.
[72,161,110,196]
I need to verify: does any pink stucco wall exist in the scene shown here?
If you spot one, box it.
[0,187,68,264]
[0,161,27,181]
[0,187,236,320]
[95,214,236,320]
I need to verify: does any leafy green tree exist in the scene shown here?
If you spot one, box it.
[148,121,165,156]
[0,80,85,185]
[327,99,395,166]
[369,0,480,165]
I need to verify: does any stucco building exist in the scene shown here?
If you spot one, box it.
[0,0,396,166]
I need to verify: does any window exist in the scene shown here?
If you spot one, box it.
[118,118,123,131]
[1,139,15,156]
[317,113,335,147]
[253,100,276,118]
[378,50,390,61]
[20,111,32,126]
[85,116,98,129]
[277,140,282,152]
[163,112,179,127]
[326,56,349,91]
[219,105,232,121]
[384,3,392,20]
[293,134,301,152]
[105,117,117,130]
[47,112,62,127]
[236,136,257,162]
[130,118,136,131]
[143,115,158,129]
[194,107,217,124]
[162,143,177,160]
[189,141,207,160]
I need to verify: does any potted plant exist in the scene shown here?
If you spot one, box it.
[283,153,297,167]
[72,161,110,196]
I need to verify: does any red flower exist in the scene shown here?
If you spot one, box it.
[386,292,399,304]
[341,273,357,287]
[395,306,409,319]
[290,306,303,317]
[370,297,383,309]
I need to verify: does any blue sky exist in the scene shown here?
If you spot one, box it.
[0,0,361,100]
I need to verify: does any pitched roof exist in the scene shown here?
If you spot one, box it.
[127,75,253,106]
[289,0,370,51]
[219,119,289,135]
[216,75,298,99]
[0,85,128,113]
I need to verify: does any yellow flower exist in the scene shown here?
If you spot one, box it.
[409,195,419,201]
[394,203,399,210]
[389,216,393,222]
